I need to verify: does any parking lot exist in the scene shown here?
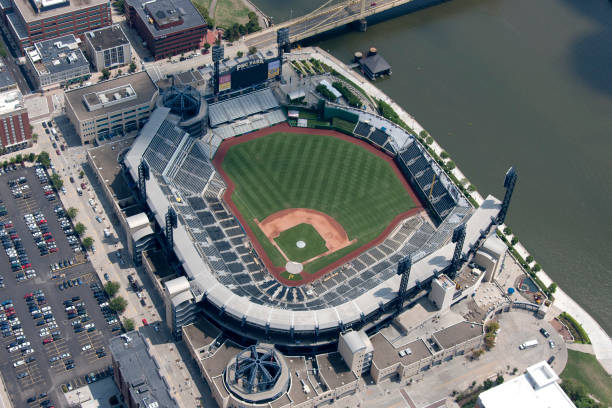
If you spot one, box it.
[0,165,117,408]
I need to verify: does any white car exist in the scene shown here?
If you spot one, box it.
[19,342,30,349]
[13,360,25,367]
[84,323,94,329]
[107,319,117,325]
[82,344,92,351]
[60,352,71,359]
[8,346,18,353]
[39,331,49,337]
[22,348,34,355]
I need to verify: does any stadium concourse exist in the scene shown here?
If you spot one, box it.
[118,85,503,350]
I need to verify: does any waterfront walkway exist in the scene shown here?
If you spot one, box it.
[299,46,612,375]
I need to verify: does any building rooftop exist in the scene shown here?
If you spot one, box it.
[182,316,222,353]
[433,321,483,349]
[87,137,136,200]
[370,333,431,370]
[0,62,17,92]
[478,361,575,408]
[12,0,109,23]
[66,71,157,120]
[125,0,206,39]
[0,90,24,115]
[109,331,178,407]
[200,340,243,377]
[359,54,391,75]
[315,352,357,390]
[26,35,89,75]
[85,24,129,51]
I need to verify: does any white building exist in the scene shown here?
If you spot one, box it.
[84,25,132,72]
[476,361,576,408]
[24,35,90,89]
[338,330,374,375]
[429,274,456,311]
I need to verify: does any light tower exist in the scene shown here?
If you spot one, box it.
[276,28,289,80]
[448,224,466,279]
[137,159,149,201]
[396,255,412,314]
[212,44,224,96]
[165,206,177,249]
[497,167,517,225]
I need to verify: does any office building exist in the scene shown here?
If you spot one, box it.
[84,24,131,71]
[0,89,31,151]
[24,34,90,89]
[109,331,179,408]
[125,0,206,60]
[4,0,111,55]
[64,71,158,144]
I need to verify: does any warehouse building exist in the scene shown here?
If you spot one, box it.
[65,71,158,144]
[3,0,111,55]
[125,0,206,60]
[24,34,90,89]
[84,24,132,71]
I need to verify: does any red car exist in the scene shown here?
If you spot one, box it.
[45,238,55,243]
[22,263,31,269]
[50,248,58,253]
[4,223,12,228]
[142,318,148,326]
[9,234,18,240]
[43,338,53,344]
[23,293,33,299]
[43,232,52,237]
[56,149,60,155]
[80,183,86,190]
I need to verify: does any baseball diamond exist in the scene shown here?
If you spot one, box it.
[215,126,423,283]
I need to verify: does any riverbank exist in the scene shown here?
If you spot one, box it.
[295,45,612,375]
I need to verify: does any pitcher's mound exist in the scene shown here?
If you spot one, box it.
[296,240,306,248]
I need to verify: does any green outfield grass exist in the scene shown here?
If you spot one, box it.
[221,132,416,274]
[274,223,328,263]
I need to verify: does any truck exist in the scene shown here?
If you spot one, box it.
[103,228,111,238]
[50,128,57,137]
[519,339,538,350]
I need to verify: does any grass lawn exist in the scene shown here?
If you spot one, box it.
[561,349,612,406]
[215,0,250,28]
[274,223,328,263]
[190,0,211,13]
[222,132,416,274]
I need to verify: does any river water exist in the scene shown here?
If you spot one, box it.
[252,0,612,335]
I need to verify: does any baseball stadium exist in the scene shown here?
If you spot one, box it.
[118,81,507,352]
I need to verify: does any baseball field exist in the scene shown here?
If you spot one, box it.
[218,127,419,281]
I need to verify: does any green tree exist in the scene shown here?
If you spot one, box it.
[548,282,557,294]
[104,281,120,297]
[440,151,450,159]
[248,46,257,55]
[526,255,534,263]
[129,61,137,73]
[82,236,94,249]
[27,153,36,162]
[0,44,7,58]
[204,43,211,51]
[236,50,244,58]
[425,136,433,145]
[468,184,477,192]
[486,321,500,333]
[101,68,110,80]
[532,264,541,272]
[15,154,23,163]
[446,161,456,170]
[511,236,519,245]
[51,173,63,190]
[37,151,51,167]
[117,69,122,77]
[74,222,86,236]
[123,318,135,331]
[66,207,78,220]
[109,296,128,314]
[79,170,85,178]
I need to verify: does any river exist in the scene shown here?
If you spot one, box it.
[251,0,612,335]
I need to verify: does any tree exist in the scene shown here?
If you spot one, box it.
[0,44,7,58]
[503,227,512,235]
[66,207,78,220]
[532,264,541,272]
[82,236,94,249]
[445,161,456,170]
[548,283,557,294]
[101,68,110,80]
[440,151,450,159]
[248,46,257,55]
[116,69,122,77]
[526,255,534,263]
[236,50,244,58]
[425,136,433,145]
[510,236,519,245]
[486,321,500,333]
[15,154,23,163]
[123,318,135,331]
[484,333,496,349]
[467,184,477,192]
[27,153,36,162]
[104,281,120,297]
[74,222,86,236]
[129,62,137,73]
[109,296,128,314]
[204,43,211,51]
[51,173,63,190]
[79,170,85,178]
[37,151,51,167]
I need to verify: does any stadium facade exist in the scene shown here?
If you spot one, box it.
[117,88,505,350]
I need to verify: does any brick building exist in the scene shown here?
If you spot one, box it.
[1,0,111,55]
[125,0,206,60]
[0,89,31,151]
